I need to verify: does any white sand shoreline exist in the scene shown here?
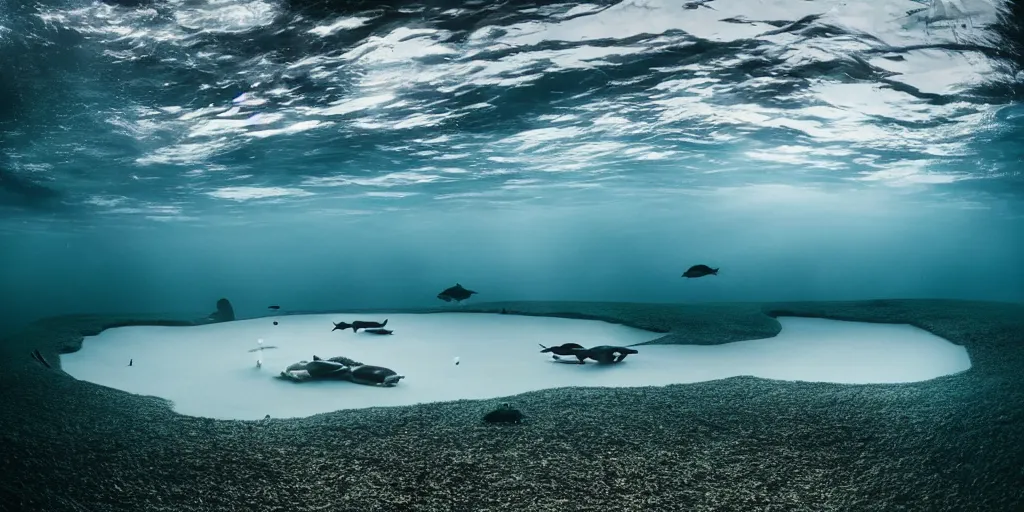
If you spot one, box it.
[60,313,972,420]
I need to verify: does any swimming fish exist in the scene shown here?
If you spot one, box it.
[682,264,719,278]
[437,283,478,303]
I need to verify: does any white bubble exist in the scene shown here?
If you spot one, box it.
[257,338,263,345]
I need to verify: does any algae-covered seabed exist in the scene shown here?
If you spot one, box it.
[0,300,1022,512]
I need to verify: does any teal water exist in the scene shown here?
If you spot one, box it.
[1,0,1023,335]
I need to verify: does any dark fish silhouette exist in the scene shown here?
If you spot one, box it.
[128,359,133,367]
[684,0,716,9]
[538,342,585,356]
[554,345,638,364]
[363,328,393,335]
[682,264,719,278]
[30,349,52,369]
[206,298,235,322]
[333,319,388,333]
[437,283,478,303]
[247,346,278,352]
[348,365,404,386]
[268,305,281,310]
[351,319,387,333]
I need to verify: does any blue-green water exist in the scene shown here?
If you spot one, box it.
[1,0,1023,335]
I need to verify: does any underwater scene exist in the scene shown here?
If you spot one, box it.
[1,0,1023,510]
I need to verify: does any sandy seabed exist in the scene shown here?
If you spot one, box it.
[60,313,970,420]
[0,299,1021,512]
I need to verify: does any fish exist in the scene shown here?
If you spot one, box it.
[333,319,388,333]
[437,283,478,303]
[682,264,719,278]
[268,305,281,310]
[538,342,585,356]
[351,319,388,333]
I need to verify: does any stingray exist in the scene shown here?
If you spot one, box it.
[437,283,478,303]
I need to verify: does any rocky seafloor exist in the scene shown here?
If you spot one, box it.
[0,299,1022,512]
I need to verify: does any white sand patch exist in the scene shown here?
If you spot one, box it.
[60,313,971,420]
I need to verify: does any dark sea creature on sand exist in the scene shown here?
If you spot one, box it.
[554,345,638,364]
[364,328,393,335]
[352,319,387,332]
[348,364,405,386]
[538,342,585,357]
[278,359,350,381]
[682,264,719,278]
[437,283,477,303]
[483,403,524,424]
[318,355,363,366]
[206,298,235,322]
[279,355,403,386]
[30,349,52,369]
[332,319,388,333]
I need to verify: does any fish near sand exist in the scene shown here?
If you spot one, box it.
[332,321,353,332]
[682,264,719,278]
[437,283,477,303]
[351,319,387,333]
[539,342,585,357]
[363,328,393,335]
[557,345,638,364]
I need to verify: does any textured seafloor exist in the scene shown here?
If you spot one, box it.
[0,300,1022,512]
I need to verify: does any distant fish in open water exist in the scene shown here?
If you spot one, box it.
[437,283,478,303]
[682,264,719,278]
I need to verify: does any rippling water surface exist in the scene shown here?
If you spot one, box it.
[1,0,1023,328]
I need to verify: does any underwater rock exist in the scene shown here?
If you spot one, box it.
[483,403,524,424]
